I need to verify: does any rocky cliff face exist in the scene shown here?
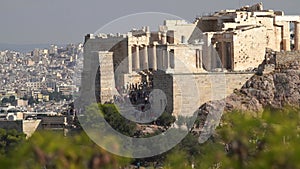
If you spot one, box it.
[226,69,300,112]
[193,56,300,133]
[225,69,300,111]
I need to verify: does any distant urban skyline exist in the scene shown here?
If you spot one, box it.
[1,0,300,45]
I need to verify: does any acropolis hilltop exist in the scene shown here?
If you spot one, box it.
[81,3,300,116]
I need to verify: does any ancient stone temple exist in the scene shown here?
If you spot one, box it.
[197,2,300,70]
[81,3,300,116]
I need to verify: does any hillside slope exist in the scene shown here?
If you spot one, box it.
[194,53,300,133]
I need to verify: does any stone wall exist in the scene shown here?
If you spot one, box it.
[233,27,267,70]
[0,120,23,132]
[152,71,174,114]
[83,36,125,70]
[110,39,129,72]
[97,52,115,103]
[0,120,41,138]
[170,45,204,73]
[23,120,41,138]
[81,36,125,105]
[191,72,253,116]
[164,20,197,44]
[196,19,220,32]
[154,72,254,117]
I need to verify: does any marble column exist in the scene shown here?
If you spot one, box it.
[166,49,170,69]
[139,45,144,70]
[295,22,300,50]
[221,42,226,69]
[157,47,163,70]
[282,22,290,51]
[151,44,157,70]
[196,49,201,69]
[133,45,140,71]
[143,45,148,70]
[211,45,215,70]
[128,45,132,73]
[162,32,167,44]
[162,49,165,70]
[162,49,169,70]
[199,49,203,69]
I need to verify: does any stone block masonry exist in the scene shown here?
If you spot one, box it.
[153,72,254,117]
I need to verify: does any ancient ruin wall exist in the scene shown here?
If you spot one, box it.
[97,52,115,103]
[233,27,267,70]
[154,72,254,117]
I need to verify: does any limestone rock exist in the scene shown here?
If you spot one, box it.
[194,67,300,133]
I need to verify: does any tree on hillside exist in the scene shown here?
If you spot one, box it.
[79,103,137,137]
[164,107,300,169]
[1,96,17,106]
[0,129,26,156]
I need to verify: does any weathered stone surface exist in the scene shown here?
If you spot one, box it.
[196,67,300,126]
[193,56,300,134]
[228,69,300,110]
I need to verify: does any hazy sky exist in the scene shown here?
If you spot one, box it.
[1,0,300,44]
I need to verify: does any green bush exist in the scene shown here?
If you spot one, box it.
[0,131,131,169]
[164,107,300,169]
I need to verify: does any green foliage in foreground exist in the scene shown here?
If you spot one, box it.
[100,104,137,137]
[155,111,176,127]
[164,107,300,169]
[81,103,176,137]
[1,107,300,169]
[0,129,26,156]
[0,131,131,169]
[81,103,137,137]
